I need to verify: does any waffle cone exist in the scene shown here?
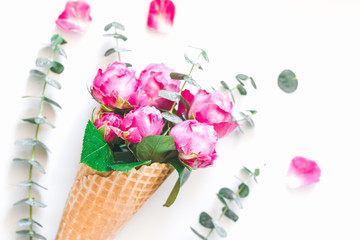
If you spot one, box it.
[56,162,174,240]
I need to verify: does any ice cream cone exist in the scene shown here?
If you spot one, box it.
[56,162,174,240]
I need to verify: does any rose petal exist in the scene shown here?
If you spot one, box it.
[286,156,321,188]
[212,122,239,138]
[56,1,92,32]
[147,0,175,32]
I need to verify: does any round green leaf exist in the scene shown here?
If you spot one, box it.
[238,183,250,198]
[199,212,214,229]
[278,69,298,93]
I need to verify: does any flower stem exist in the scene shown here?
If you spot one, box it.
[115,29,121,62]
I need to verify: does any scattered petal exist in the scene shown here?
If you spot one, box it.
[147,0,175,33]
[286,156,321,188]
[56,1,92,32]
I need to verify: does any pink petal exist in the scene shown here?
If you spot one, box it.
[147,0,175,32]
[212,122,239,138]
[287,156,321,188]
[177,89,194,116]
[56,1,92,32]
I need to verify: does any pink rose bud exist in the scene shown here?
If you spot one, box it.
[170,120,218,169]
[139,63,180,111]
[286,156,321,188]
[147,0,175,33]
[189,89,239,138]
[56,1,92,32]
[119,106,164,143]
[94,112,122,142]
[91,62,145,110]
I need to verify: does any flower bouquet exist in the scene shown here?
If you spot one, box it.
[56,22,254,240]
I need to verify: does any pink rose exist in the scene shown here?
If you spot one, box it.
[286,156,321,188]
[183,89,239,138]
[56,1,92,32]
[94,112,122,142]
[170,120,218,169]
[119,106,164,143]
[147,0,175,33]
[91,62,146,110]
[139,63,180,111]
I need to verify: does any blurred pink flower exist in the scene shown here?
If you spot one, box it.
[119,106,164,143]
[56,1,92,32]
[182,89,239,138]
[286,156,321,188]
[170,120,218,169]
[139,63,180,110]
[91,62,146,110]
[94,112,122,142]
[147,0,175,32]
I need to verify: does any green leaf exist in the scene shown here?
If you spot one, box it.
[158,90,180,102]
[50,61,64,74]
[136,135,177,162]
[13,158,46,174]
[170,72,187,80]
[125,63,132,67]
[14,198,47,208]
[184,53,203,70]
[22,115,55,128]
[29,69,45,78]
[237,85,247,95]
[55,45,67,58]
[163,158,191,207]
[104,22,125,31]
[51,34,67,45]
[213,221,227,237]
[217,193,228,207]
[22,96,62,109]
[13,180,47,190]
[250,76,257,89]
[36,58,52,69]
[184,76,201,89]
[218,187,242,208]
[199,212,214,229]
[179,95,191,112]
[190,227,207,240]
[223,207,239,222]
[15,139,50,152]
[113,151,136,163]
[16,230,46,240]
[103,33,128,41]
[201,50,209,62]
[254,168,260,176]
[278,69,298,93]
[238,183,250,198]
[220,80,230,90]
[44,76,62,90]
[80,121,113,172]
[239,112,254,127]
[17,218,43,228]
[109,160,151,173]
[162,112,183,124]
[104,47,131,57]
[236,74,248,81]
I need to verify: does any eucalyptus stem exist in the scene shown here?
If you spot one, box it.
[115,29,121,62]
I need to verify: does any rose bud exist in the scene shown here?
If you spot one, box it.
[94,112,122,142]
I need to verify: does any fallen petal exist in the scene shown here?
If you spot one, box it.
[56,1,92,32]
[286,156,321,188]
[147,0,175,32]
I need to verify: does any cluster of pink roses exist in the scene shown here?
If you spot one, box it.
[91,61,238,169]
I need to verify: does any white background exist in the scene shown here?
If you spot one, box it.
[1,0,360,239]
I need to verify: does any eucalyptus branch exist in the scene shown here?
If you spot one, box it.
[191,166,261,240]
[103,21,130,64]
[14,34,67,240]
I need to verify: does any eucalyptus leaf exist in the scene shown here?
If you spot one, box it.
[238,183,250,198]
[51,34,67,45]
[13,180,47,190]
[236,74,248,81]
[237,85,247,95]
[201,50,209,62]
[29,69,45,78]
[16,230,46,240]
[190,227,207,240]
[162,112,183,124]
[13,158,45,174]
[80,121,113,172]
[22,115,55,128]
[55,45,67,58]
[125,63,132,67]
[50,61,64,74]
[184,76,201,89]
[220,80,230,90]
[17,218,43,228]
[103,33,128,41]
[14,198,47,208]
[43,96,62,109]
[217,193,228,207]
[239,112,254,127]
[36,58,52,69]
[199,212,214,229]
[278,69,298,93]
[109,160,151,173]
[104,22,125,31]
[15,139,50,152]
[213,221,227,237]
[254,168,260,176]
[136,135,177,162]
[250,76,257,89]
[158,90,180,102]
[104,47,131,57]
[218,187,242,208]
[44,76,62,90]
[170,72,187,80]
[223,207,239,222]
[179,95,191,112]
[184,53,202,70]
